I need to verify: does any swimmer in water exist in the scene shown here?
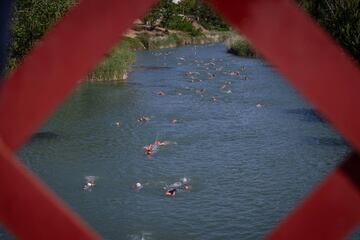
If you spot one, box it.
[144,145,154,155]
[157,91,165,96]
[180,177,191,190]
[83,176,97,191]
[135,182,143,190]
[165,188,176,196]
[155,140,166,146]
[137,116,149,123]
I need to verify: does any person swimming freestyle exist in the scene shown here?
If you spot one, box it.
[165,188,176,196]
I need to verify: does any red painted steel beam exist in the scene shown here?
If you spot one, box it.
[0,0,158,151]
[268,152,360,240]
[207,0,360,154]
[206,0,360,238]
[0,0,158,239]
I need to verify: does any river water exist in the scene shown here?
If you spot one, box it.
[2,44,349,239]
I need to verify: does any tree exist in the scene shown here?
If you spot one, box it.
[8,0,74,68]
[299,0,360,62]
[142,0,228,31]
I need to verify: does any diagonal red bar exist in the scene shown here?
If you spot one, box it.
[268,153,360,239]
[0,138,100,239]
[0,0,158,151]
[207,0,360,153]
[206,0,360,238]
[0,0,158,239]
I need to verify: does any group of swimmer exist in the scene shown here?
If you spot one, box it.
[137,57,256,196]
[85,54,256,196]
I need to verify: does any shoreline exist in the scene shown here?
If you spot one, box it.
[224,35,257,58]
[89,29,232,81]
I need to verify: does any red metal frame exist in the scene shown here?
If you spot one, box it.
[0,0,359,239]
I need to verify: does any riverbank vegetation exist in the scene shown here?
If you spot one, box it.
[225,0,360,61]
[298,0,360,62]
[225,36,256,58]
[88,38,137,81]
[136,0,230,50]
[7,0,231,80]
[9,0,358,80]
[7,0,74,70]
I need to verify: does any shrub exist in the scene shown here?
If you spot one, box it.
[88,40,135,81]
[227,40,256,57]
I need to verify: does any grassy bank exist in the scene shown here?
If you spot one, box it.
[89,30,231,81]
[225,36,256,58]
[8,0,231,82]
[138,31,231,50]
[88,38,143,81]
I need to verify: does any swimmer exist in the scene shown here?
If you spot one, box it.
[181,177,189,184]
[144,143,160,155]
[144,145,154,155]
[157,91,165,96]
[135,182,143,190]
[165,188,176,196]
[230,71,240,76]
[172,119,178,124]
[180,178,191,191]
[155,140,168,146]
[256,103,262,108]
[137,116,150,123]
[196,89,205,95]
[83,176,97,191]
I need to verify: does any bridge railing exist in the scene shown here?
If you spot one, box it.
[0,0,359,239]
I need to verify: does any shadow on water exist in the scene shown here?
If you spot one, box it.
[30,131,59,142]
[285,108,325,123]
[305,136,348,146]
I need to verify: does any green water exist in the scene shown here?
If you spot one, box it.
[1,44,349,239]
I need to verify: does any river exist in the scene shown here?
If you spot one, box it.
[1,43,349,239]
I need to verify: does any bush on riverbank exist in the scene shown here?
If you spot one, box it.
[8,0,74,70]
[88,39,136,81]
[166,16,203,37]
[225,36,256,58]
